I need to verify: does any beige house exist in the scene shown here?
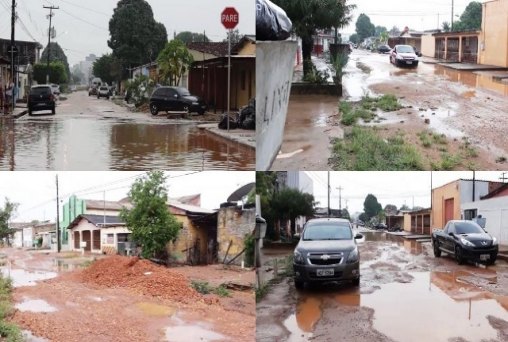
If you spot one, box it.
[479,0,508,67]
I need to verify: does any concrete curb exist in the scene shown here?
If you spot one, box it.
[198,124,255,150]
[13,109,28,119]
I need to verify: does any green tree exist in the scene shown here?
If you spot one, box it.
[355,13,376,41]
[271,188,314,238]
[375,25,387,36]
[340,208,350,220]
[223,28,242,45]
[400,204,411,211]
[363,194,382,221]
[274,0,355,77]
[175,31,210,43]
[40,42,70,81]
[256,172,278,240]
[0,199,19,246]
[120,171,182,259]
[442,21,451,32]
[93,54,122,85]
[453,1,482,31]
[384,204,398,215]
[349,33,360,44]
[379,31,389,44]
[108,0,168,76]
[157,39,194,86]
[33,62,68,84]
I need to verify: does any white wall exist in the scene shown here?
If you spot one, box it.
[460,180,490,204]
[462,196,508,245]
[12,231,22,248]
[22,227,33,247]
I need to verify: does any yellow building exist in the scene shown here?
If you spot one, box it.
[479,0,508,67]
[431,179,499,229]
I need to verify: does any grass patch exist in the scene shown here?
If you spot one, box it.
[331,127,424,170]
[377,94,403,112]
[460,138,478,158]
[418,131,448,148]
[418,131,433,148]
[256,255,294,303]
[432,133,448,145]
[431,153,463,170]
[339,95,402,126]
[191,281,230,297]
[0,275,22,342]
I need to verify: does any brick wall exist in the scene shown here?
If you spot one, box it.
[217,207,255,265]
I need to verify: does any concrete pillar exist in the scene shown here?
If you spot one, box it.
[90,230,94,252]
[444,37,448,60]
[458,36,463,62]
[79,231,82,251]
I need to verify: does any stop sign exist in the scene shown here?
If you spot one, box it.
[221,7,239,30]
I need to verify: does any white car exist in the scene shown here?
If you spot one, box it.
[97,85,110,99]
[390,45,419,67]
[50,84,60,95]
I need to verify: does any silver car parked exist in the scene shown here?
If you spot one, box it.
[293,218,362,289]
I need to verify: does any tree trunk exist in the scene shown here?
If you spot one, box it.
[274,219,281,241]
[290,218,296,237]
[301,35,314,78]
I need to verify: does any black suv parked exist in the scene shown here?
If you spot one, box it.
[149,86,207,115]
[28,85,56,115]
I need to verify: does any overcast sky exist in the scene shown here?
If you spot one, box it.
[0,0,255,65]
[344,0,472,34]
[0,171,254,222]
[305,171,507,216]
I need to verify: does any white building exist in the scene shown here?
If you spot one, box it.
[461,185,508,245]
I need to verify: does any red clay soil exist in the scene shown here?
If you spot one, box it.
[78,256,201,303]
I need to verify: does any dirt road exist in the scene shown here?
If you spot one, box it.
[256,231,508,342]
[2,248,254,342]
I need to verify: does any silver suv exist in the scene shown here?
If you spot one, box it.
[293,218,362,289]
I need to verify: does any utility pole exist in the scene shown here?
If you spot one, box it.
[337,186,343,211]
[10,0,16,112]
[327,172,331,217]
[43,5,58,84]
[451,0,454,31]
[56,174,61,253]
[500,172,508,183]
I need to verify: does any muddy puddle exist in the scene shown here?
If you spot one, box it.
[0,268,57,287]
[136,302,177,317]
[15,298,57,313]
[22,330,50,342]
[165,315,226,341]
[364,271,508,342]
[435,65,508,96]
[0,120,254,170]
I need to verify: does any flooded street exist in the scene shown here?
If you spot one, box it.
[256,231,508,342]
[0,91,254,170]
[275,49,508,170]
[271,95,342,170]
[1,248,254,341]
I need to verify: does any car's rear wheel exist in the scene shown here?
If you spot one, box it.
[198,109,205,115]
[455,246,464,265]
[28,108,32,116]
[150,103,159,115]
[433,239,441,257]
[294,279,304,289]
[52,105,55,115]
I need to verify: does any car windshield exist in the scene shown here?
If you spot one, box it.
[176,88,191,96]
[303,222,352,240]
[455,221,484,234]
[31,87,50,95]
[397,46,414,53]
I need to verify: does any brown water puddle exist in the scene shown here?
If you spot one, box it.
[434,65,508,96]
[0,119,253,170]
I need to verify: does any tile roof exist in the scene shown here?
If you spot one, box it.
[187,42,230,57]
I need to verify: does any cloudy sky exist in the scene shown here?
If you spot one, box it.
[0,0,255,65]
[0,171,254,222]
[306,171,507,216]
[344,0,472,34]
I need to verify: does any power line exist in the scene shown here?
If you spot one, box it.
[58,0,111,16]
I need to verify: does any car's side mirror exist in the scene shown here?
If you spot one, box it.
[355,233,363,239]
[448,232,455,237]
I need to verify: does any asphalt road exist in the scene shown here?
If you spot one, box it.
[256,230,508,342]
[0,91,254,170]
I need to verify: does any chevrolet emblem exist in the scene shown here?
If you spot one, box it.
[320,254,330,260]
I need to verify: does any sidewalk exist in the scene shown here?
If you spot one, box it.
[198,123,255,149]
[1,103,28,119]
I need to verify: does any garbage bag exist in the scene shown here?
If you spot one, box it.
[256,0,292,41]
[239,98,256,130]
[218,113,239,130]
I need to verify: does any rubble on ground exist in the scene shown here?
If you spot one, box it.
[79,256,201,303]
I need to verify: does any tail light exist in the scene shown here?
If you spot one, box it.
[50,94,54,101]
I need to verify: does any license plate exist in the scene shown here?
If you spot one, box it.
[406,61,413,64]
[480,254,490,261]
[316,269,334,277]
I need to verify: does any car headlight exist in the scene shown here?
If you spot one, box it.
[347,248,359,264]
[294,250,305,265]
[460,237,475,247]
[492,237,498,246]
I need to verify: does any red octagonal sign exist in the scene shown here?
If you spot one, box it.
[221,7,239,30]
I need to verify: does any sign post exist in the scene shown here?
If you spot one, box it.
[221,7,239,132]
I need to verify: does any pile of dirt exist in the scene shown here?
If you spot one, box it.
[80,256,201,303]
